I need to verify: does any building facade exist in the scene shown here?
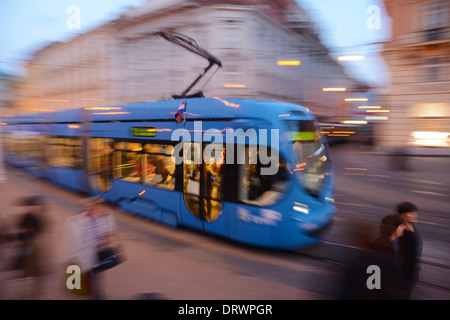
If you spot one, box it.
[0,71,17,118]
[13,0,361,122]
[380,0,450,149]
[26,23,117,112]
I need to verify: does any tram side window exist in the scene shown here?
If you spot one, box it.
[16,135,30,159]
[183,143,225,222]
[43,137,53,167]
[3,132,23,157]
[2,132,13,154]
[203,145,225,222]
[68,138,83,169]
[183,143,202,219]
[112,142,142,182]
[142,145,176,190]
[29,135,46,162]
[47,137,83,169]
[24,134,46,171]
[113,142,175,190]
[238,147,287,207]
[89,138,114,193]
[47,138,59,167]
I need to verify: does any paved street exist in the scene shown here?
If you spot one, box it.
[0,144,449,300]
[324,144,450,298]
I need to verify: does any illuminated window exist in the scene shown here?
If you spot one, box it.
[286,120,330,197]
[238,147,287,206]
[112,142,143,183]
[8,132,47,170]
[89,138,114,193]
[142,144,175,190]
[183,143,224,222]
[112,142,175,190]
[2,132,13,153]
[184,143,202,219]
[48,137,83,169]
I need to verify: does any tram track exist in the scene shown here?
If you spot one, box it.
[335,194,450,227]
[303,240,450,295]
[333,192,450,241]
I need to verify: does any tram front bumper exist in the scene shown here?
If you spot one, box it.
[280,204,335,250]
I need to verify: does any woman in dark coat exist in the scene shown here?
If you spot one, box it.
[396,202,422,299]
[343,214,404,300]
[13,196,49,278]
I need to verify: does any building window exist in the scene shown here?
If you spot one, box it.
[222,62,243,86]
[423,1,449,41]
[222,20,242,49]
[424,57,447,82]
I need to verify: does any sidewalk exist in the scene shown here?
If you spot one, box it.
[368,145,450,157]
[0,170,332,300]
[331,143,450,188]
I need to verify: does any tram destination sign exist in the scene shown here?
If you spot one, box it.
[131,127,157,137]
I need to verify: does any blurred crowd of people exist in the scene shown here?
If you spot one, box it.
[0,195,53,298]
[0,194,125,300]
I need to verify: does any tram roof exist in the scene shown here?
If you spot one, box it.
[7,97,315,124]
[87,97,314,122]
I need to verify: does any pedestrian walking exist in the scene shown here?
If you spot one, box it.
[61,197,125,300]
[395,201,422,299]
[3,195,52,298]
[342,214,405,299]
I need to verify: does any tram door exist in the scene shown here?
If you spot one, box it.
[87,138,114,195]
[181,142,226,234]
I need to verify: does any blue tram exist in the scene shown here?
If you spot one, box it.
[1,32,335,250]
[2,98,335,249]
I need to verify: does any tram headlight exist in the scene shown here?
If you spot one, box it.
[293,205,310,214]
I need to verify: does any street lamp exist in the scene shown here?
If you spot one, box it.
[358,106,381,109]
[276,61,302,66]
[337,55,364,61]
[345,98,368,102]
[322,88,346,92]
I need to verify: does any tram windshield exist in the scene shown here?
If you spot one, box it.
[285,120,329,197]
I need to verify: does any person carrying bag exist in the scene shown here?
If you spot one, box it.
[92,204,126,273]
[62,197,126,299]
[88,198,126,299]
